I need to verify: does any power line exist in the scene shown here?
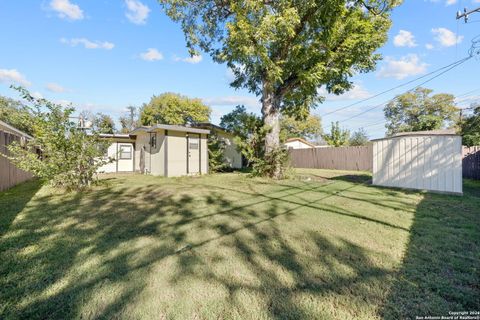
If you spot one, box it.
[334,56,472,125]
[320,55,472,117]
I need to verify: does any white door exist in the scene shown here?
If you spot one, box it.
[117,144,134,172]
[188,134,200,174]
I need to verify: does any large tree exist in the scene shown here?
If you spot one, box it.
[349,128,370,146]
[461,103,480,147]
[119,106,140,133]
[158,0,400,177]
[140,93,210,126]
[384,87,460,136]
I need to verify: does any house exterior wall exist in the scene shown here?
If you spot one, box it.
[97,141,135,173]
[372,135,462,194]
[285,140,313,149]
[134,132,150,173]
[201,134,208,174]
[166,131,188,177]
[150,130,165,176]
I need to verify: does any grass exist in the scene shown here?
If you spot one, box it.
[0,169,478,319]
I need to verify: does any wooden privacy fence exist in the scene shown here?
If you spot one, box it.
[289,145,373,171]
[463,146,480,180]
[0,129,33,191]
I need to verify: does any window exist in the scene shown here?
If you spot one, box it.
[119,145,132,160]
[189,136,199,150]
[150,133,157,149]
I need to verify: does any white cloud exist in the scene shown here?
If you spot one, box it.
[432,27,463,47]
[377,54,428,80]
[0,69,31,86]
[61,38,114,50]
[425,43,434,50]
[393,30,417,47]
[322,84,372,101]
[140,48,163,61]
[31,92,44,100]
[428,0,457,5]
[203,96,260,109]
[49,0,84,20]
[125,0,150,25]
[174,54,203,64]
[46,82,68,93]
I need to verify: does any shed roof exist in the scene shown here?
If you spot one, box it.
[371,129,459,141]
[130,124,210,135]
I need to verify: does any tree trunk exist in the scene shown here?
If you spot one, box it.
[262,83,281,178]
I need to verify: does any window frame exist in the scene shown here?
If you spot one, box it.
[119,144,132,160]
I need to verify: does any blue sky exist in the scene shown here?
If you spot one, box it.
[0,0,479,139]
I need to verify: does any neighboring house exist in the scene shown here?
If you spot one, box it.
[284,137,316,149]
[193,123,243,169]
[0,120,33,191]
[98,124,209,177]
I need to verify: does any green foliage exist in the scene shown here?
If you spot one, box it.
[140,93,211,126]
[94,113,115,134]
[349,128,370,146]
[323,122,350,147]
[280,114,322,142]
[207,132,228,172]
[158,0,400,177]
[384,87,460,135]
[0,95,34,135]
[120,106,140,133]
[461,104,480,147]
[219,105,262,140]
[79,110,116,134]
[250,146,291,179]
[5,87,109,191]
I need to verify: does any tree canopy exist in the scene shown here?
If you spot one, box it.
[140,93,210,126]
[384,87,459,135]
[158,0,400,177]
[119,106,140,133]
[280,114,322,141]
[5,87,109,191]
[461,104,480,147]
[323,121,350,147]
[0,95,34,135]
[349,128,370,146]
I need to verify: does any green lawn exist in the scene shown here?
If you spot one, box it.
[0,170,478,320]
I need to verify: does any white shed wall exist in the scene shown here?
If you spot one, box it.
[372,135,462,194]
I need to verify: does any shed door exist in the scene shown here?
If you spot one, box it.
[188,134,200,174]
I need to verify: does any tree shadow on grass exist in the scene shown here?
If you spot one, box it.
[0,173,450,319]
[0,179,42,237]
[381,179,480,319]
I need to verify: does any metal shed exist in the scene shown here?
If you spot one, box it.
[372,129,462,195]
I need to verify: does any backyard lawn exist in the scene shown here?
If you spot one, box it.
[0,169,478,319]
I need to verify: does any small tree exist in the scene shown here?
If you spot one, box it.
[140,93,210,126]
[349,128,370,146]
[323,122,350,147]
[207,132,228,172]
[5,87,109,191]
[461,104,480,147]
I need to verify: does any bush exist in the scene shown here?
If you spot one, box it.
[5,87,110,191]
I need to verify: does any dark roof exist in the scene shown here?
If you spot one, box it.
[130,124,210,135]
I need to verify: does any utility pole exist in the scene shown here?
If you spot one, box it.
[456,6,480,23]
